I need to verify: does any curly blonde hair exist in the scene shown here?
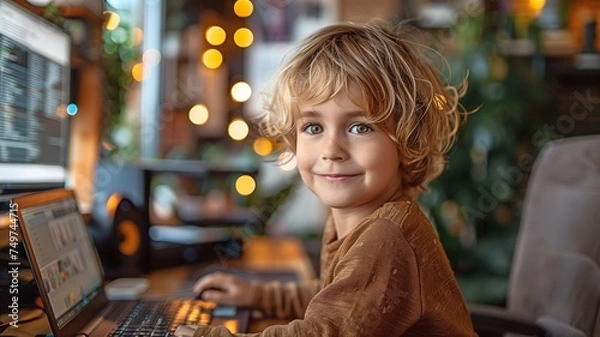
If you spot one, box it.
[257,20,468,197]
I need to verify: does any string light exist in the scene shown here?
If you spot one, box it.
[202,49,223,69]
[231,81,252,102]
[234,28,253,48]
[228,119,249,141]
[205,26,226,46]
[234,0,253,18]
[235,175,256,196]
[253,137,273,156]
[188,104,209,125]
[131,62,145,82]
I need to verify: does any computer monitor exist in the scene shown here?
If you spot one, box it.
[0,0,72,197]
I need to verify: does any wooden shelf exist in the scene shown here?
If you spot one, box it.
[132,158,259,177]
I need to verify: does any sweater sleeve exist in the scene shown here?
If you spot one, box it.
[250,278,321,319]
[191,219,423,337]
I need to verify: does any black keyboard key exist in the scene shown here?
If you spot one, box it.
[108,300,215,336]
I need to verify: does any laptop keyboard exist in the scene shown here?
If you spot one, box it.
[108,300,217,337]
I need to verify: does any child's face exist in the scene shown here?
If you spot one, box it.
[294,90,402,212]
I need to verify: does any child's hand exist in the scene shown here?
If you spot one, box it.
[175,324,235,337]
[174,324,198,337]
[192,272,254,307]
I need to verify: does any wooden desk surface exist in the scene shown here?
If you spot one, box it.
[2,236,315,336]
[145,236,315,296]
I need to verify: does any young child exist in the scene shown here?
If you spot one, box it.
[181,20,476,336]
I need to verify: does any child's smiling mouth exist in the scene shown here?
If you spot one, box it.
[317,174,360,182]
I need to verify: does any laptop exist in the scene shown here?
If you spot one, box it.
[14,188,250,337]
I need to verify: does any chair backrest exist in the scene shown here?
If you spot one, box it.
[507,135,600,337]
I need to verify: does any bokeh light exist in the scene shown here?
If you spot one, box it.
[202,49,223,69]
[55,104,67,118]
[434,94,447,110]
[66,103,78,116]
[133,27,143,46]
[228,119,249,141]
[529,0,546,16]
[234,0,253,18]
[143,48,161,67]
[231,81,252,102]
[278,151,297,171]
[104,11,120,31]
[131,62,145,82]
[233,28,253,48]
[252,137,273,156]
[205,26,226,46]
[235,175,256,196]
[188,104,209,125]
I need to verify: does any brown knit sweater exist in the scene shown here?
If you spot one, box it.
[192,196,477,336]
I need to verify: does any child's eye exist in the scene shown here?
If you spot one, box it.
[349,123,372,134]
[302,123,323,134]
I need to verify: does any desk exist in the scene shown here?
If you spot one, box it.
[145,236,315,298]
[1,236,316,336]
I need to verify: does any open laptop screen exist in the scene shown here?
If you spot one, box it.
[18,192,104,328]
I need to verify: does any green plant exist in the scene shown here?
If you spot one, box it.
[419,8,548,304]
[101,8,139,159]
[42,2,64,26]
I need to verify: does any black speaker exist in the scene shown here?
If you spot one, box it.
[90,159,244,271]
[90,160,150,278]
[90,193,150,279]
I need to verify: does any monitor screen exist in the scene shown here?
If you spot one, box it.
[0,0,71,196]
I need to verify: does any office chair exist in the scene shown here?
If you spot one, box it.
[469,135,600,337]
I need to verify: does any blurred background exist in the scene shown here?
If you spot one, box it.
[7,0,600,306]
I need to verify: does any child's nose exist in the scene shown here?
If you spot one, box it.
[321,134,348,161]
